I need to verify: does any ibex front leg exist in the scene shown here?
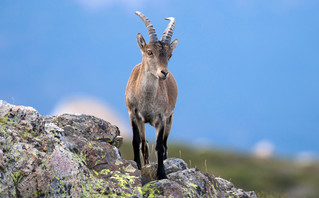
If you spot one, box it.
[155,119,167,179]
[130,114,143,170]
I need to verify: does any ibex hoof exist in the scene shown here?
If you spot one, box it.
[157,171,167,180]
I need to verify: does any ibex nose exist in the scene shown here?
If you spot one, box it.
[161,70,168,77]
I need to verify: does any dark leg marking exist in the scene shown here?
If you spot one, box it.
[132,120,141,170]
[156,124,167,180]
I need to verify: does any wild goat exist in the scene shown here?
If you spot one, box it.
[125,11,178,179]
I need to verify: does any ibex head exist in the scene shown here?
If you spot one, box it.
[135,11,178,80]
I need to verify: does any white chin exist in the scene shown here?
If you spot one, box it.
[158,76,167,80]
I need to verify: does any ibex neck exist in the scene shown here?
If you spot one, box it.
[139,64,159,99]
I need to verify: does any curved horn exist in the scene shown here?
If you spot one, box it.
[161,17,175,44]
[135,11,158,42]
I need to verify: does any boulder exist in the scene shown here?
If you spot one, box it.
[0,100,257,197]
[0,101,140,197]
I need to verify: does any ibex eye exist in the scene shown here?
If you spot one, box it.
[147,49,153,56]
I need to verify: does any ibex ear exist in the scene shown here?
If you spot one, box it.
[137,33,146,51]
[170,38,178,51]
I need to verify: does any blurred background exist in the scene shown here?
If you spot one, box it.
[1,0,319,197]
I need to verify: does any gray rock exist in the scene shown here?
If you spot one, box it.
[142,179,189,198]
[141,157,188,184]
[215,177,258,198]
[168,168,216,197]
[165,157,188,174]
[0,100,257,198]
[0,100,142,197]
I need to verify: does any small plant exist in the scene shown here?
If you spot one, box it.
[257,191,287,198]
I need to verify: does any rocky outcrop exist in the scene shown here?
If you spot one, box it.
[0,100,257,197]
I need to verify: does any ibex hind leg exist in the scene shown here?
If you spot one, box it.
[163,114,173,160]
[141,139,150,165]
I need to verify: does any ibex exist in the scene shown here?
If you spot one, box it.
[125,11,178,179]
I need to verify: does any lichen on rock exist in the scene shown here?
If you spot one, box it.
[0,100,257,198]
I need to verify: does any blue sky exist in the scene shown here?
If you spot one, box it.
[1,0,319,157]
